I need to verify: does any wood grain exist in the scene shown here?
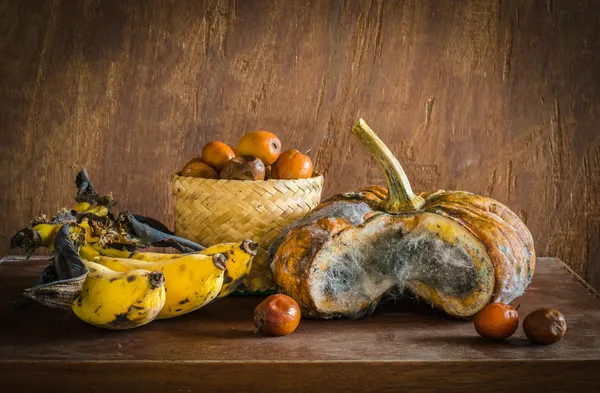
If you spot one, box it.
[1,0,600,290]
[1,361,598,393]
[1,257,599,392]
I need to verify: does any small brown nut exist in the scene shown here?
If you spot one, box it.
[523,307,567,345]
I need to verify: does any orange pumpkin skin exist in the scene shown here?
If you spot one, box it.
[270,120,535,319]
[351,188,536,302]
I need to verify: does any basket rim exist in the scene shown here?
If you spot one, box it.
[172,170,323,184]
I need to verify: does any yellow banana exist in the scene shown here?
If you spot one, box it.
[72,201,109,217]
[128,251,184,262]
[79,243,100,260]
[26,223,86,251]
[32,223,62,249]
[73,261,166,329]
[201,240,258,298]
[82,205,109,217]
[72,202,91,212]
[94,253,228,319]
[90,242,132,258]
[97,240,259,298]
[91,243,183,261]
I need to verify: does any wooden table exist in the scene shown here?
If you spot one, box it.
[1,257,599,392]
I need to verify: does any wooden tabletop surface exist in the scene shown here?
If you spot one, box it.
[1,256,599,392]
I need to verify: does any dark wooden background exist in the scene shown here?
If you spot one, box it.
[1,0,599,289]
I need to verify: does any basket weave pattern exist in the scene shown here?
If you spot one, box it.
[172,173,323,292]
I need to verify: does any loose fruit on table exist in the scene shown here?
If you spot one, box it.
[473,303,520,341]
[254,294,301,336]
[523,307,567,345]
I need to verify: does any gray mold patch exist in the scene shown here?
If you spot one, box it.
[311,217,479,318]
[301,201,374,226]
[270,201,374,260]
[321,254,364,295]
[392,230,478,297]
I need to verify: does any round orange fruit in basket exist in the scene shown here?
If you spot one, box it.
[182,160,219,179]
[202,141,235,171]
[272,149,313,179]
[236,131,281,166]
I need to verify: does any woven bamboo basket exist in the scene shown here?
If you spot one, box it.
[172,172,323,292]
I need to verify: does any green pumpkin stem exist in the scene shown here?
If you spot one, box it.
[351,119,424,213]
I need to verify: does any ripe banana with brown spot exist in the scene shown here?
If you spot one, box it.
[24,262,166,329]
[95,239,259,298]
[201,240,258,298]
[23,226,167,329]
[73,261,166,329]
[94,253,228,319]
[90,242,183,261]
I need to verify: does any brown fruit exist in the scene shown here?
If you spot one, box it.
[236,131,282,166]
[202,141,236,171]
[264,165,272,180]
[219,155,265,180]
[271,149,313,180]
[523,307,567,345]
[181,161,219,179]
[254,294,301,336]
[473,303,519,341]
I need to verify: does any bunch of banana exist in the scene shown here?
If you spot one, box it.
[14,168,261,328]
[94,239,259,305]
[24,228,258,324]
[23,226,167,329]
[11,169,205,257]
[94,253,228,319]
[73,261,166,329]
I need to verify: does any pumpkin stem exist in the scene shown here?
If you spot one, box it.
[351,119,424,213]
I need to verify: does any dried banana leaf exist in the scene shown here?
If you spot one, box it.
[12,260,58,311]
[75,168,115,207]
[131,213,174,235]
[22,225,88,310]
[53,225,87,280]
[117,212,205,252]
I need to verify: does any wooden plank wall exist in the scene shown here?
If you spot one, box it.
[1,0,599,289]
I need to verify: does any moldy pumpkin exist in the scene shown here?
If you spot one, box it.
[270,119,535,319]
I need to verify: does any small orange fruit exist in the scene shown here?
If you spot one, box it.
[254,294,301,336]
[473,303,519,341]
[236,131,282,166]
[271,149,313,179]
[181,161,219,179]
[202,141,235,171]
